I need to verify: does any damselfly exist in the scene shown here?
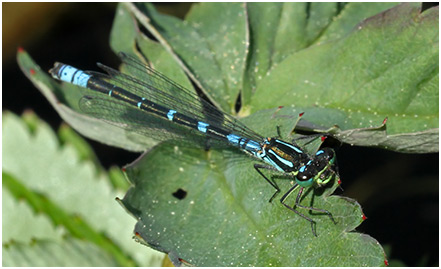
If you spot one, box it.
[49,52,337,236]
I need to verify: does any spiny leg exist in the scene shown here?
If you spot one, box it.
[294,187,336,224]
[280,185,318,236]
[254,164,283,203]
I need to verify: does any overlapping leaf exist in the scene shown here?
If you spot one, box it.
[2,113,164,266]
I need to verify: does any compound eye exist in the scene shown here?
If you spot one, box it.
[297,164,310,181]
[297,172,310,182]
[296,165,315,187]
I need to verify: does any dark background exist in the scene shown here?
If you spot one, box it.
[3,3,438,266]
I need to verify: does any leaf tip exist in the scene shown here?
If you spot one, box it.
[133,231,143,242]
[17,47,25,53]
[384,258,389,266]
[271,106,285,118]
[362,213,368,221]
[178,257,193,266]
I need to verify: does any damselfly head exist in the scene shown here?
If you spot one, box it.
[295,148,336,188]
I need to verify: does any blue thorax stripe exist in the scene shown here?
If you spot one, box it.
[274,139,303,154]
[268,149,294,168]
[263,155,284,172]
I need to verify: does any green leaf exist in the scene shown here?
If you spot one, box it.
[119,109,385,266]
[3,186,64,245]
[108,165,131,191]
[57,123,101,169]
[125,2,248,114]
[317,3,400,43]
[16,49,153,152]
[109,3,138,55]
[3,171,132,266]
[120,133,385,266]
[111,2,194,90]
[250,3,438,153]
[135,32,195,90]
[2,112,164,266]
[22,111,127,191]
[17,3,436,266]
[3,239,119,267]
[243,3,398,106]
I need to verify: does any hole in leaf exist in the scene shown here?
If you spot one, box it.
[172,188,187,200]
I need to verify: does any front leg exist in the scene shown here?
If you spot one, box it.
[293,187,336,225]
[280,184,318,236]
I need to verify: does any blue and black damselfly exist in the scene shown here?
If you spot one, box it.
[49,52,338,236]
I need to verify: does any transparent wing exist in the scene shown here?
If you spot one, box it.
[79,94,242,149]
[91,52,263,143]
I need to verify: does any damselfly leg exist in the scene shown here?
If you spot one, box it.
[281,184,336,237]
[254,163,282,203]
